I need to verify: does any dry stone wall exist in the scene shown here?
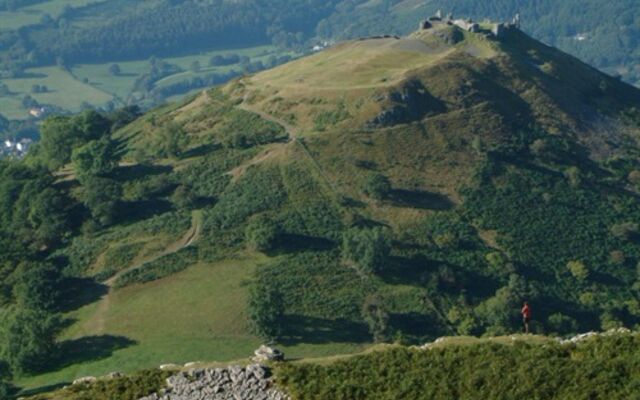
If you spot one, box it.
[139,364,290,400]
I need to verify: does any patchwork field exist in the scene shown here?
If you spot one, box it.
[0,45,298,121]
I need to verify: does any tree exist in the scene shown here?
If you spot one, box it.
[108,63,121,76]
[154,122,187,159]
[564,166,581,188]
[547,313,578,334]
[190,60,201,73]
[361,295,390,343]
[628,170,640,188]
[245,215,279,252]
[567,260,589,282]
[71,138,118,181]
[248,281,285,339]
[38,111,111,171]
[80,176,122,226]
[12,262,62,312]
[610,222,638,241]
[170,185,198,210]
[363,174,391,200]
[342,227,390,274]
[0,308,60,374]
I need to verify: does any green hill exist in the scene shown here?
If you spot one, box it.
[2,22,640,395]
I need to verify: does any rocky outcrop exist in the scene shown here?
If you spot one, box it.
[367,80,445,128]
[252,345,284,363]
[138,364,290,400]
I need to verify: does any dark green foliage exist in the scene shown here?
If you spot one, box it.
[362,174,391,200]
[0,308,60,374]
[170,185,198,210]
[71,138,118,181]
[248,279,285,339]
[463,155,640,331]
[11,262,62,312]
[28,369,171,400]
[245,215,279,252]
[205,166,287,230]
[254,251,376,321]
[114,247,198,288]
[0,361,14,400]
[0,161,71,248]
[36,111,111,171]
[361,295,390,342]
[277,335,640,400]
[342,228,390,274]
[79,176,122,226]
[153,122,187,159]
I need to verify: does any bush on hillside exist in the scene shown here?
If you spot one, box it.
[245,215,279,252]
[341,227,390,274]
[248,280,285,339]
[362,174,391,200]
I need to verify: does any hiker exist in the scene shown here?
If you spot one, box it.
[521,302,531,334]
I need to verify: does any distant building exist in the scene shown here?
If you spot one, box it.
[29,107,47,118]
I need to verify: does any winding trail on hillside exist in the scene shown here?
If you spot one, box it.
[88,210,203,335]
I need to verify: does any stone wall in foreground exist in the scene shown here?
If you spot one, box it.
[139,364,290,400]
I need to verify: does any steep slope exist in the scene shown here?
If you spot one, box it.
[115,23,640,340]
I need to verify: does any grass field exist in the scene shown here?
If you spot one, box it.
[1,66,114,118]
[0,0,104,31]
[16,254,369,392]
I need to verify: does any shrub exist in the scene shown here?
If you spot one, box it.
[567,260,589,282]
[363,174,391,200]
[361,295,390,343]
[245,215,279,252]
[247,280,285,339]
[610,222,638,240]
[341,228,390,274]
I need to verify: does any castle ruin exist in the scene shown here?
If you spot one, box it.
[418,11,521,39]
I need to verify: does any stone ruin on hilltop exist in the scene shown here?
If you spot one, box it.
[419,10,522,39]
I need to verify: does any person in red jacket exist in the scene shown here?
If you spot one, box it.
[521,302,531,334]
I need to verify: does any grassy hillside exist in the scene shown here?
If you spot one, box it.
[277,331,640,400]
[4,23,640,395]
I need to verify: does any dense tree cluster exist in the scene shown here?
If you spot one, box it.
[0,107,133,376]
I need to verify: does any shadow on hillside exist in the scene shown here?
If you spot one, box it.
[278,315,370,345]
[182,143,220,158]
[110,163,173,182]
[119,199,174,224]
[16,383,69,398]
[377,255,434,286]
[388,189,454,210]
[48,335,137,373]
[389,312,441,340]
[270,234,336,255]
[57,277,108,313]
